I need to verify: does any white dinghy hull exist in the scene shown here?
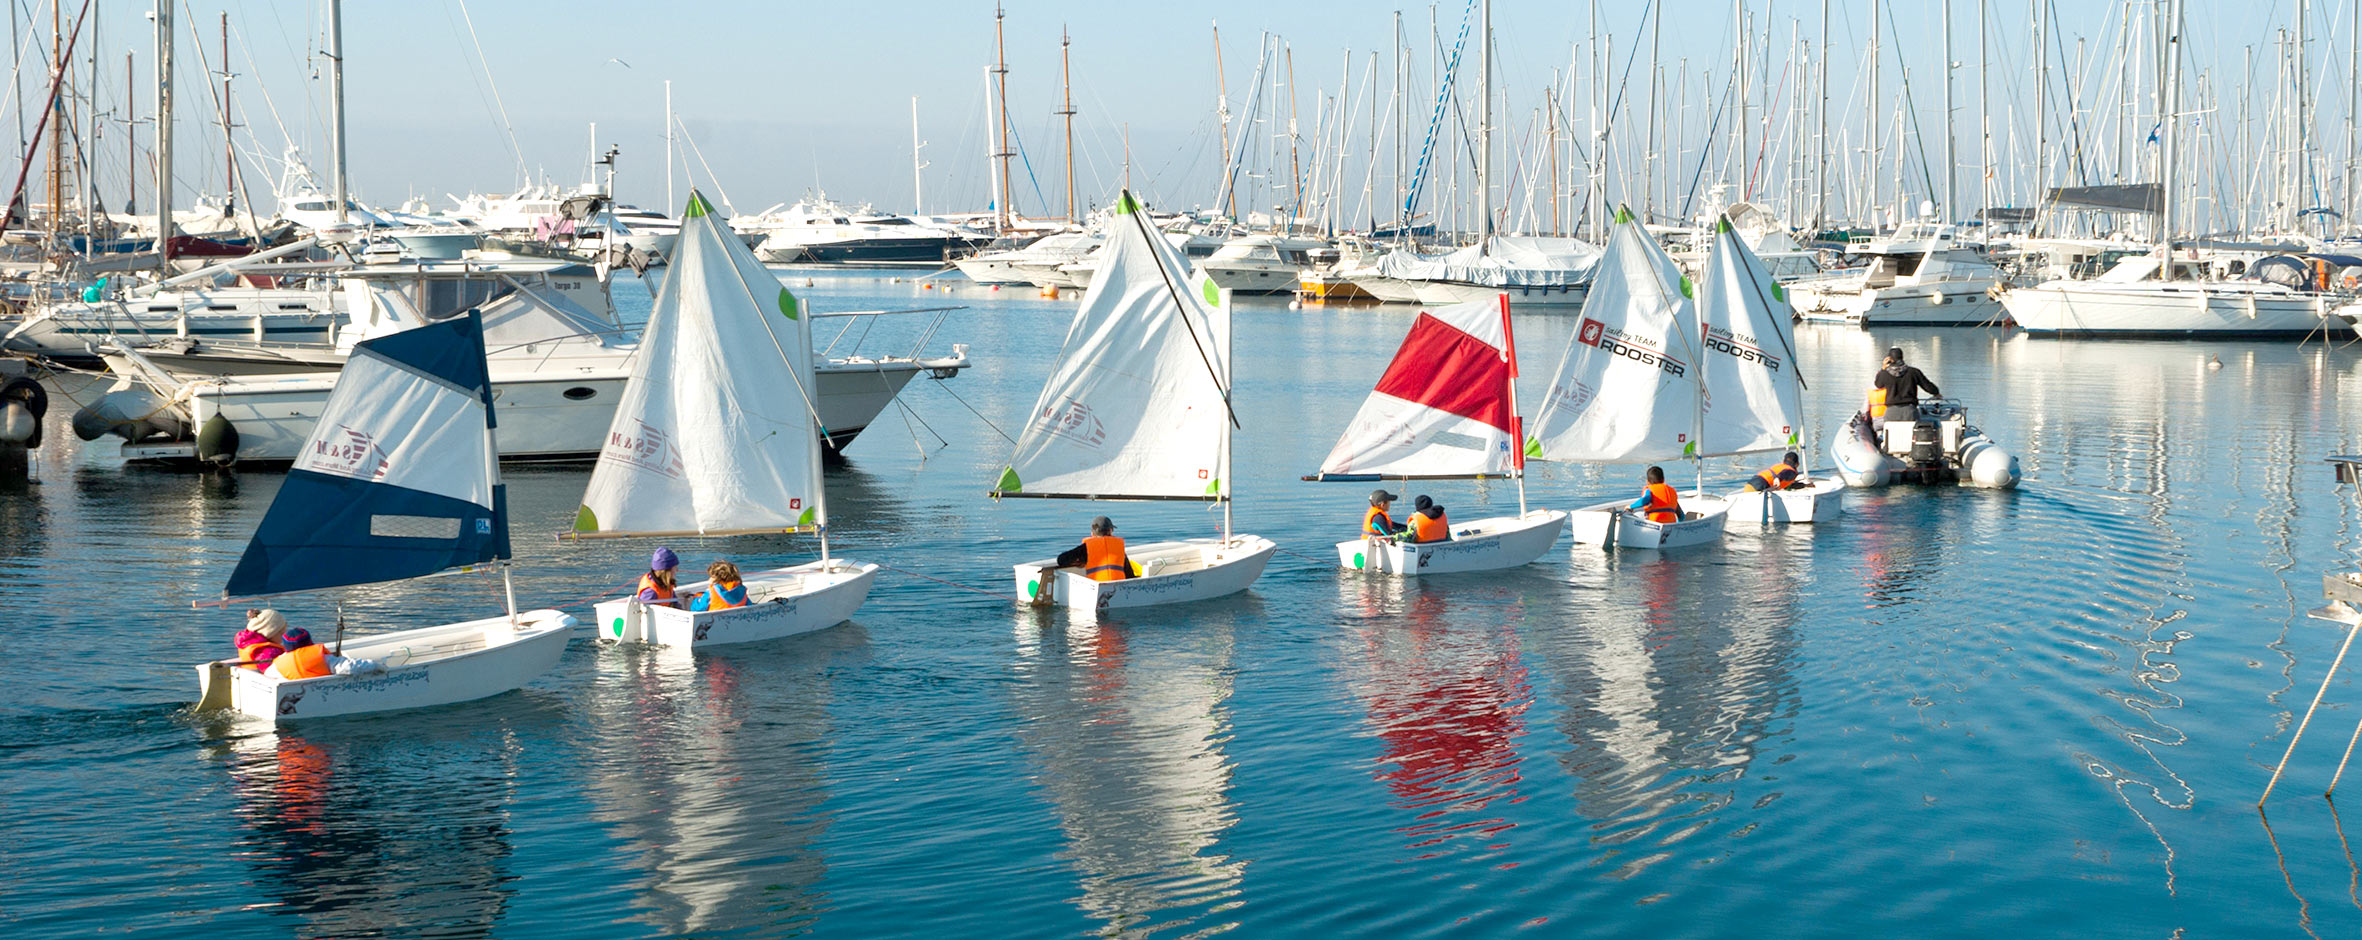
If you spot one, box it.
[1722,479,1847,525]
[1567,494,1732,550]
[197,610,576,725]
[1335,510,1569,575]
[593,561,879,649]
[1015,536,1277,612]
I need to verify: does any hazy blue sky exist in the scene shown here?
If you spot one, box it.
[4,1,2348,223]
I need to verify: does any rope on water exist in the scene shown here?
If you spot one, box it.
[875,561,1018,602]
[1273,546,1333,565]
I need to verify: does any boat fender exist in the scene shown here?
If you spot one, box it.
[0,376,44,449]
[195,414,240,467]
[1963,440,2021,489]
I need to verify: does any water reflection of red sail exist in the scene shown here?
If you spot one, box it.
[1346,580,1533,860]
[1008,616,1246,937]
[583,633,854,936]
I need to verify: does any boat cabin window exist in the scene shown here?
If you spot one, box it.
[411,278,512,321]
[294,201,327,211]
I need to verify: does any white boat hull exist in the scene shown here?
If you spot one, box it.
[1408,279,1590,307]
[1201,261,1302,294]
[1346,275,1423,303]
[1334,510,1568,575]
[1721,478,1847,525]
[592,560,878,649]
[1790,282,2005,326]
[2002,281,2334,336]
[1566,494,1732,550]
[195,609,575,725]
[1013,536,1276,612]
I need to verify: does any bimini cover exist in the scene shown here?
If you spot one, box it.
[2046,183,2163,214]
[1387,236,1604,288]
[1315,298,1517,479]
[1696,219,1805,457]
[1526,210,1703,463]
[225,312,504,599]
[573,190,825,536]
[994,190,1232,500]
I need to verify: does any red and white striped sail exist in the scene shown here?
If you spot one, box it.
[1317,298,1521,478]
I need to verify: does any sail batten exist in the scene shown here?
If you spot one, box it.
[572,190,825,537]
[1316,299,1516,479]
[995,193,1232,500]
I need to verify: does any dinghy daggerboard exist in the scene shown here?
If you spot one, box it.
[566,189,878,648]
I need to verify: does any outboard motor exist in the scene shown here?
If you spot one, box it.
[1909,421,1943,467]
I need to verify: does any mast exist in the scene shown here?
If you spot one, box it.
[1818,0,1829,228]
[153,0,170,267]
[1646,1,1661,219]
[1867,0,1880,222]
[992,1,1014,230]
[1214,20,1236,222]
[122,51,132,215]
[327,0,348,225]
[1735,0,1747,202]
[2157,0,2181,277]
[47,0,60,247]
[2031,0,2044,234]
[1546,80,1559,236]
[1393,12,1404,239]
[1978,0,1990,216]
[910,97,925,214]
[219,13,235,219]
[1477,0,1491,239]
[1286,43,1302,234]
[1059,27,1076,225]
[1941,0,1954,218]
[664,79,673,211]
[1500,293,1527,515]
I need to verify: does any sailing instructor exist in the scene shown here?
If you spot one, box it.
[1869,347,1941,425]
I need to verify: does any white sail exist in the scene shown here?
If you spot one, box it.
[1525,212,1702,463]
[1697,219,1806,457]
[1316,299,1517,478]
[573,191,824,535]
[995,193,1232,500]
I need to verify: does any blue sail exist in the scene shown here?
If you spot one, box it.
[224,313,507,599]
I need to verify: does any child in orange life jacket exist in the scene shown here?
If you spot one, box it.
[1363,489,1409,538]
[689,561,751,611]
[233,609,289,672]
[636,547,683,607]
[1626,465,1682,523]
[1056,515,1135,581]
[269,628,384,680]
[1404,495,1451,542]
[1743,451,1803,492]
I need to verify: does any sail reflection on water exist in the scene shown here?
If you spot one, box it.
[581,633,858,936]
[219,718,540,938]
[1334,576,1533,861]
[1007,614,1248,936]
[1535,544,1806,879]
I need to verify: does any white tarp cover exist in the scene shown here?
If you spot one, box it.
[573,191,823,535]
[1526,214,1703,463]
[1697,221,1805,457]
[996,194,1232,499]
[1380,236,1603,287]
[1317,299,1517,478]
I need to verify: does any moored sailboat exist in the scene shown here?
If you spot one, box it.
[991,190,1275,611]
[571,191,878,648]
[1309,295,1566,575]
[191,312,575,723]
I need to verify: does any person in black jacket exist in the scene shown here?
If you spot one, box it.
[1871,347,1941,423]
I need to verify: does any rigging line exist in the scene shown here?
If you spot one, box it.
[452,0,530,185]
[894,393,950,451]
[874,561,1015,602]
[1129,203,1239,429]
[927,376,1016,446]
[230,20,301,180]
[709,225,834,445]
[674,115,737,213]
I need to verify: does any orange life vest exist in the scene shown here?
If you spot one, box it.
[236,637,280,672]
[273,643,332,680]
[704,580,745,610]
[1412,511,1449,542]
[1754,462,1797,491]
[1083,535,1131,582]
[1642,483,1681,524]
[1867,386,1889,420]
[638,573,677,604]
[1363,505,1397,537]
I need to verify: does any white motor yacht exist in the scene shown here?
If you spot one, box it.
[1198,233,1327,294]
[1787,222,2005,326]
[740,196,986,265]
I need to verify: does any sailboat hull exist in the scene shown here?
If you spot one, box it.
[1013,536,1277,612]
[592,560,878,649]
[195,610,576,725]
[1722,478,1847,525]
[1567,494,1732,550]
[1335,510,1568,575]
[1409,280,1590,307]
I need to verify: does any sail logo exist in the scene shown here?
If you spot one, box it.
[301,425,388,479]
[603,421,684,478]
[1577,318,1686,377]
[1702,326,1783,371]
[1035,398,1106,449]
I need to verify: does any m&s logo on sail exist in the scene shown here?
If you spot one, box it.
[1036,398,1106,448]
[603,420,684,478]
[1577,318,1687,377]
[304,425,388,479]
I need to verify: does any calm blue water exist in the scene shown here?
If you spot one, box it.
[9,268,2362,938]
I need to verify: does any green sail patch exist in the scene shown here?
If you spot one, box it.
[683,191,715,219]
[778,288,800,320]
[572,505,599,532]
[1116,190,1143,215]
[995,466,1022,493]
[797,505,818,528]
[1202,277,1221,307]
